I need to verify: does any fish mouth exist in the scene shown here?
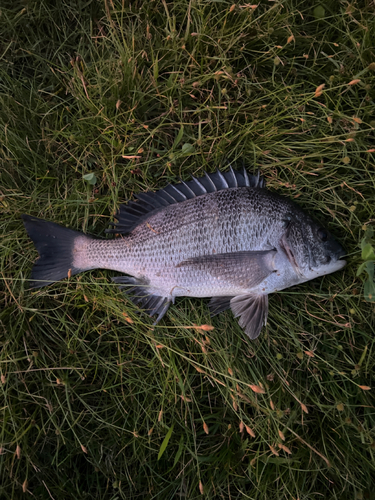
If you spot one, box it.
[317,257,347,275]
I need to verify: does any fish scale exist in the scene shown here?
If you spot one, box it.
[81,189,276,289]
[22,167,346,339]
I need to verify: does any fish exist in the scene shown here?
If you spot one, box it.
[22,167,346,339]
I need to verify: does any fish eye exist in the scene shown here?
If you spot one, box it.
[317,228,328,242]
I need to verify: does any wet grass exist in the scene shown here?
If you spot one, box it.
[1,0,375,498]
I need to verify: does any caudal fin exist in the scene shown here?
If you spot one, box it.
[22,214,93,288]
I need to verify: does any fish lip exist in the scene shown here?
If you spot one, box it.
[335,258,347,269]
[336,250,347,267]
[324,258,347,273]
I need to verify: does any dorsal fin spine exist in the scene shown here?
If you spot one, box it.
[255,170,260,187]
[243,167,250,187]
[191,176,207,194]
[204,171,217,191]
[161,189,178,203]
[169,184,187,200]
[229,165,238,187]
[180,179,196,198]
[217,170,229,188]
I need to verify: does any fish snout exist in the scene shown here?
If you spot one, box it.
[326,238,346,263]
[323,238,347,272]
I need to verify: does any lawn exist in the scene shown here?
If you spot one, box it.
[1,0,375,498]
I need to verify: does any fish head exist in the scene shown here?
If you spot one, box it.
[282,214,346,282]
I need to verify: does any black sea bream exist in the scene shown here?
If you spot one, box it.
[22,168,346,339]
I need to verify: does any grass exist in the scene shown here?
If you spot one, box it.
[1,0,375,498]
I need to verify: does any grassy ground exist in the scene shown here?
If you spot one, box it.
[1,0,375,498]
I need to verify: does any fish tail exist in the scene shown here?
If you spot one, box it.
[22,214,93,288]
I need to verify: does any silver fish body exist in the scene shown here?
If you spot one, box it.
[22,168,346,339]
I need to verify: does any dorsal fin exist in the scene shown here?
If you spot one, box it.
[106,167,265,235]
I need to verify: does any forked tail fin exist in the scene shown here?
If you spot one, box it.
[22,214,93,288]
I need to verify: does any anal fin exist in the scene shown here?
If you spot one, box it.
[112,275,171,323]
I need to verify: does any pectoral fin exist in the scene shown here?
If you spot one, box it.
[230,294,269,340]
[177,250,276,289]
